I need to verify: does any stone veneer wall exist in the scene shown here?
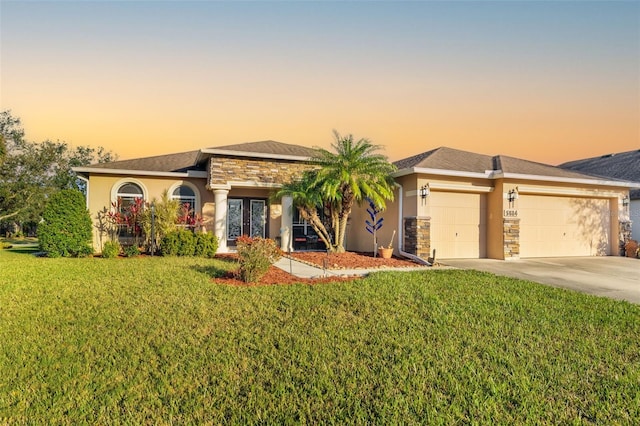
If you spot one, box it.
[209,157,316,186]
[619,220,632,256]
[404,216,430,259]
[503,218,520,260]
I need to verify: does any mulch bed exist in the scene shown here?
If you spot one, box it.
[212,251,426,286]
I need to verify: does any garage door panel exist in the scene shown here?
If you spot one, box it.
[430,192,486,259]
[519,196,610,257]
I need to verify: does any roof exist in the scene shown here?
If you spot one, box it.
[393,146,635,187]
[206,140,316,158]
[85,150,203,173]
[559,149,640,198]
[74,141,316,176]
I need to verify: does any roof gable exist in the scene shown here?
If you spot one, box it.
[207,140,316,158]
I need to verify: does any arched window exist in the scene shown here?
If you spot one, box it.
[117,183,144,209]
[171,185,196,210]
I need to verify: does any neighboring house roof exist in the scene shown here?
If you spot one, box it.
[393,146,637,188]
[559,149,640,198]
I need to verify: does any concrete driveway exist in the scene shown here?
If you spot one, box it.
[440,257,640,304]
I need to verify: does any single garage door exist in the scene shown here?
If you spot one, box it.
[519,195,611,257]
[430,191,487,258]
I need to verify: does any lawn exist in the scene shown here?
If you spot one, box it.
[0,247,639,424]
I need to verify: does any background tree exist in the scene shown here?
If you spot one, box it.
[0,110,116,233]
[277,131,396,253]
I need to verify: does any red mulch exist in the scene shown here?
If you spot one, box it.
[213,251,424,286]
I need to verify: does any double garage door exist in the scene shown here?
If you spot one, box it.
[429,192,612,259]
[519,195,611,257]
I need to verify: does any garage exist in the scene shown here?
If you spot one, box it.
[519,195,612,257]
[429,191,487,258]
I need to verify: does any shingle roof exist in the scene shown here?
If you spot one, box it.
[83,141,316,174]
[87,150,203,172]
[559,149,640,198]
[394,146,622,182]
[394,147,494,173]
[208,140,316,158]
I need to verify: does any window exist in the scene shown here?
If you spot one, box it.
[171,185,196,209]
[117,183,144,208]
[171,185,198,227]
[115,182,144,238]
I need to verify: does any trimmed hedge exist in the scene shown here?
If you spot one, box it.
[38,189,93,258]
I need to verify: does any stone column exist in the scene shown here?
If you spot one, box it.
[503,218,520,260]
[213,189,229,253]
[280,195,293,252]
[403,216,431,259]
[619,220,632,256]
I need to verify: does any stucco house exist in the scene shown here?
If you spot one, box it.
[74,142,636,260]
[559,150,640,241]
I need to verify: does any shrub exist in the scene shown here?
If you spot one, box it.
[161,229,196,256]
[123,245,141,258]
[177,229,196,256]
[38,189,93,258]
[235,236,282,283]
[161,231,180,256]
[102,240,121,258]
[194,232,219,258]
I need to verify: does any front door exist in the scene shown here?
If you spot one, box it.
[227,198,268,245]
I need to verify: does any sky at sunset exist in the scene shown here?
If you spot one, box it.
[1,1,638,165]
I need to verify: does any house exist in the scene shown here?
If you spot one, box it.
[346,147,635,260]
[74,141,317,253]
[75,143,636,260]
[559,150,640,241]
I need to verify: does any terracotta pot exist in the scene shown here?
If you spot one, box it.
[378,247,393,259]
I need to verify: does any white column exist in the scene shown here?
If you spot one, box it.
[213,189,229,253]
[280,195,293,252]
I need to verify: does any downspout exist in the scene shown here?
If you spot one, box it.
[396,182,432,266]
[77,174,90,209]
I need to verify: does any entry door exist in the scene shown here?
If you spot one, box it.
[227,198,267,245]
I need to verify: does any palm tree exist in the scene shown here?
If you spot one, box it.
[314,131,396,252]
[277,131,396,253]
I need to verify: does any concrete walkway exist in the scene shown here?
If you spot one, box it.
[273,256,433,279]
[441,257,640,304]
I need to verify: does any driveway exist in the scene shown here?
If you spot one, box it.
[440,257,640,304]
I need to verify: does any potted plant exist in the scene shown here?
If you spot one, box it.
[378,230,395,259]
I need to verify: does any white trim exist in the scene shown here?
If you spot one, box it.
[199,148,312,162]
[168,181,201,215]
[393,167,494,180]
[393,167,638,190]
[428,182,494,193]
[501,172,638,188]
[517,184,621,198]
[110,178,148,206]
[72,167,208,179]
[227,180,284,189]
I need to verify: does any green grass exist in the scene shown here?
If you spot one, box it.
[0,249,639,424]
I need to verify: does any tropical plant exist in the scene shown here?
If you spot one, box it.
[277,131,396,253]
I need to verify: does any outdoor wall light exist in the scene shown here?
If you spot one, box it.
[507,189,518,203]
[622,195,630,207]
[420,184,430,199]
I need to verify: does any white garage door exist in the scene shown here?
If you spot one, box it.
[519,195,611,257]
[430,192,487,259]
